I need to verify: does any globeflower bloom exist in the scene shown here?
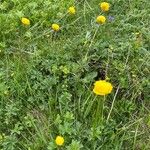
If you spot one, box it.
[55,136,64,146]
[52,24,60,31]
[21,17,30,26]
[100,2,110,12]
[96,15,106,24]
[93,80,113,96]
[68,6,76,15]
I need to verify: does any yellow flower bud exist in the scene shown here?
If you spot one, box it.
[21,17,30,26]
[52,24,60,31]
[68,6,76,15]
[55,136,64,146]
[100,2,110,12]
[96,15,106,24]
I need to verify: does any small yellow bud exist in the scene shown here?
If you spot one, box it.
[96,15,106,24]
[55,136,64,146]
[52,24,60,31]
[21,17,30,26]
[100,2,110,12]
[68,6,76,15]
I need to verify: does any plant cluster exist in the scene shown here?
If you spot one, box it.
[0,0,149,149]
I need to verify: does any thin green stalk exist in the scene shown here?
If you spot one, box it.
[93,96,105,139]
[94,96,105,127]
[107,85,120,122]
[84,26,99,60]
[84,94,96,118]
[133,123,139,150]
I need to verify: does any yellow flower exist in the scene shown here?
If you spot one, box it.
[100,2,110,12]
[55,136,64,146]
[52,24,60,31]
[21,17,30,26]
[93,80,113,96]
[68,6,76,15]
[96,15,106,24]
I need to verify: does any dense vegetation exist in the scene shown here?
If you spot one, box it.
[0,0,149,149]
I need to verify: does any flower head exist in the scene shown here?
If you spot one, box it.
[55,136,64,146]
[96,15,106,24]
[52,24,60,31]
[100,2,110,12]
[93,80,113,96]
[21,17,30,26]
[68,6,76,15]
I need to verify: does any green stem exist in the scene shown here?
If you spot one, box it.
[97,97,104,124]
[93,96,105,139]
[94,96,105,128]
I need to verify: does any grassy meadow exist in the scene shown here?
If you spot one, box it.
[0,0,150,149]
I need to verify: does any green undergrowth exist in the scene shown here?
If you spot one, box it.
[0,0,150,149]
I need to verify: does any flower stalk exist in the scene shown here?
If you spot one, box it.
[94,96,105,126]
